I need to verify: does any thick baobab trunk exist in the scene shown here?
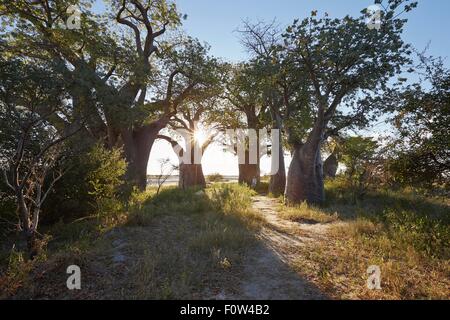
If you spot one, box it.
[285,144,324,205]
[122,120,167,191]
[238,149,260,186]
[178,140,207,189]
[236,114,261,188]
[269,154,285,196]
[285,110,327,205]
[238,163,260,186]
[179,163,206,189]
[323,153,338,178]
[269,127,286,196]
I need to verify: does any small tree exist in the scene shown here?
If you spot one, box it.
[154,158,177,195]
[387,56,450,190]
[0,59,79,257]
[340,136,379,202]
[84,144,126,219]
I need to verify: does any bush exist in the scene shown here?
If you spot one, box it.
[208,183,255,215]
[42,143,126,223]
[339,136,380,202]
[206,173,224,183]
[84,144,126,218]
[381,209,450,259]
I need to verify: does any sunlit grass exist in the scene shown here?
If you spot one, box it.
[1,183,261,299]
[279,201,339,224]
[279,179,450,299]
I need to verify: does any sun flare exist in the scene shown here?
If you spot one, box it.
[194,130,207,144]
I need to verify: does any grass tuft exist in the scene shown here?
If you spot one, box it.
[279,201,339,224]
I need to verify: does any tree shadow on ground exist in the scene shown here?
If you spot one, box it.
[236,240,330,300]
[4,185,330,299]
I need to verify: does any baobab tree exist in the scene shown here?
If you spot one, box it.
[280,1,415,204]
[155,55,223,189]
[157,104,217,188]
[224,63,268,186]
[0,0,216,190]
[123,37,221,189]
[236,21,287,195]
[237,1,415,204]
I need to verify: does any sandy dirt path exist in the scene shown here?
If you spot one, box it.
[234,195,336,300]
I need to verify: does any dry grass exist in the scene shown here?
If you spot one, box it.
[279,201,339,224]
[124,184,262,299]
[3,179,448,300]
[291,221,450,299]
[279,180,450,300]
[1,183,261,299]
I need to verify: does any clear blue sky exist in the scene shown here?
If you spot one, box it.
[93,0,450,64]
[176,0,450,64]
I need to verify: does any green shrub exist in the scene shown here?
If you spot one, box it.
[206,173,224,183]
[42,143,126,223]
[381,209,450,259]
[208,183,255,215]
[84,144,126,218]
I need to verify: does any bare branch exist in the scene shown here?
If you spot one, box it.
[2,170,15,191]
[117,0,143,56]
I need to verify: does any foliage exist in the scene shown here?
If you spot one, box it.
[278,0,414,146]
[84,144,125,200]
[386,57,450,189]
[0,56,78,256]
[206,173,224,182]
[43,143,126,223]
[208,183,256,215]
[339,136,380,202]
